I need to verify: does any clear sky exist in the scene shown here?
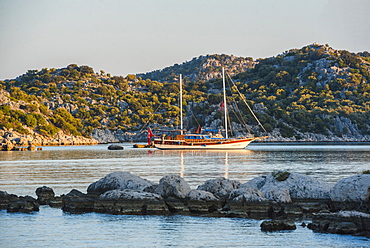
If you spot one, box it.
[0,0,369,80]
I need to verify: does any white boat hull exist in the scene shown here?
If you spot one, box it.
[154,138,256,150]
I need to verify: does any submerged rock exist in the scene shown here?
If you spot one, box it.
[308,211,370,237]
[107,144,124,150]
[260,220,297,231]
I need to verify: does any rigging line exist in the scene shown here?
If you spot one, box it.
[226,113,233,137]
[225,76,251,133]
[230,100,251,133]
[138,102,163,134]
[230,101,251,133]
[226,72,268,134]
[233,102,249,127]
[189,105,202,128]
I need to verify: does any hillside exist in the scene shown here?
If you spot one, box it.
[138,54,256,83]
[1,43,370,144]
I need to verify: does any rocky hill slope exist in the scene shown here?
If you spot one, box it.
[1,43,370,144]
[138,54,256,82]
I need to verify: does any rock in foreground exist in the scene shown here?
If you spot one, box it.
[59,171,370,238]
[0,191,39,213]
[87,172,155,195]
[329,174,370,213]
[241,171,331,201]
[308,211,370,237]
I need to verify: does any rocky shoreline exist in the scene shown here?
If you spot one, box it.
[2,127,370,151]
[1,171,369,238]
[0,129,98,151]
[91,128,370,144]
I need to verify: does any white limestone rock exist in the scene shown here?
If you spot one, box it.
[197,177,240,199]
[186,189,218,202]
[154,175,191,199]
[87,172,155,195]
[263,187,292,203]
[92,129,119,143]
[98,189,163,201]
[228,187,268,203]
[240,171,331,200]
[330,174,370,202]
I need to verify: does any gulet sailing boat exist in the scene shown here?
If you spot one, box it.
[153,68,268,150]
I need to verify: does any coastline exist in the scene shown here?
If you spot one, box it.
[2,127,370,152]
[0,129,98,151]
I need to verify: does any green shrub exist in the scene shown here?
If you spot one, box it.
[272,171,291,181]
[37,124,59,136]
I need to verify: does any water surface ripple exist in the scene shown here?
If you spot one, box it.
[0,143,369,247]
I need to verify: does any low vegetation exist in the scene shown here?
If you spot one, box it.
[0,43,369,140]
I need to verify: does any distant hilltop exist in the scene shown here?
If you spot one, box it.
[138,54,256,82]
[1,43,370,144]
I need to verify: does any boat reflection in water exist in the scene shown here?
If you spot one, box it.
[154,149,255,184]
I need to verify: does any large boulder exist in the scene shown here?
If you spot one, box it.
[154,175,191,213]
[241,171,331,201]
[197,177,240,199]
[87,172,155,195]
[154,175,191,199]
[330,174,370,202]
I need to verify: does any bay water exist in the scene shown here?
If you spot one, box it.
[0,143,369,247]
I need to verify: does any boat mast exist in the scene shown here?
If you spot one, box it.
[180,74,183,135]
[222,67,228,139]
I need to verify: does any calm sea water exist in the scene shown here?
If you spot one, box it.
[1,143,370,247]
